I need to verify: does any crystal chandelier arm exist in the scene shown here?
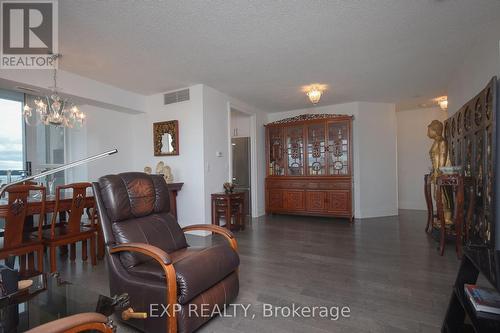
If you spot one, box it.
[51,54,61,90]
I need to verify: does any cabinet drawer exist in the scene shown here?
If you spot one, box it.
[268,189,284,210]
[326,190,351,213]
[284,191,305,211]
[306,191,326,212]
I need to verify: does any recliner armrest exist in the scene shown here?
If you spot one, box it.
[25,312,113,333]
[182,225,238,251]
[110,242,172,265]
[110,242,178,333]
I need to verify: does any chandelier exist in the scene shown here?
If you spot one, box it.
[23,54,86,128]
[305,84,326,105]
[431,96,448,111]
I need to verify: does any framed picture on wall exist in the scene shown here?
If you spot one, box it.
[153,120,179,156]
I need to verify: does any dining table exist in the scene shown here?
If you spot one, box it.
[0,182,183,262]
[0,191,100,272]
[0,192,95,219]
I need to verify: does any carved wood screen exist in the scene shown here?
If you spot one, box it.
[445,77,499,289]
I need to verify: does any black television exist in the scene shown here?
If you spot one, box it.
[444,76,499,291]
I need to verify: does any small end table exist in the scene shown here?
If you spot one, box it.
[211,192,245,231]
[435,174,474,258]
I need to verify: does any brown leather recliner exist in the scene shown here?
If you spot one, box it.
[92,172,240,333]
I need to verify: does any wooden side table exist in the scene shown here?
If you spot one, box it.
[211,192,245,231]
[435,174,474,258]
[166,182,183,220]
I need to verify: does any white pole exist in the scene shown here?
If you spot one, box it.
[0,149,118,197]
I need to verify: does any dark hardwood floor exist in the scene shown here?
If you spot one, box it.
[56,210,461,332]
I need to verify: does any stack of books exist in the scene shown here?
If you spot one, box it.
[465,284,500,315]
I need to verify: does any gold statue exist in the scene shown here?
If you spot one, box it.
[427,120,452,225]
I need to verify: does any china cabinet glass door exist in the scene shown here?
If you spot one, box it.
[327,121,350,175]
[307,123,326,175]
[286,126,304,176]
[268,127,285,176]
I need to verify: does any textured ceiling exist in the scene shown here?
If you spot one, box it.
[58,0,500,112]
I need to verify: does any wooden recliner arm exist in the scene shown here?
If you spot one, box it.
[25,312,114,333]
[182,224,238,251]
[110,243,177,333]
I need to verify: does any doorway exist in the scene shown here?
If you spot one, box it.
[230,108,252,217]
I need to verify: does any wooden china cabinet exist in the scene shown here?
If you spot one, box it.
[265,114,353,221]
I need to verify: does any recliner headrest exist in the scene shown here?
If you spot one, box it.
[97,172,170,222]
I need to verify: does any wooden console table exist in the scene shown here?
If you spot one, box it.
[435,174,474,257]
[166,182,183,220]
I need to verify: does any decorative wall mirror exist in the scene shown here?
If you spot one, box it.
[153,120,179,156]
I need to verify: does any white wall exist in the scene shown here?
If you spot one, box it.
[396,107,448,210]
[267,102,398,218]
[447,30,500,114]
[133,85,206,228]
[202,86,269,219]
[66,105,137,182]
[0,69,146,114]
[356,102,398,218]
[230,110,251,137]
[202,86,231,225]
[251,111,267,217]
[134,84,268,227]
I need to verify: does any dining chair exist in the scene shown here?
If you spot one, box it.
[83,206,105,260]
[42,182,97,272]
[0,184,45,275]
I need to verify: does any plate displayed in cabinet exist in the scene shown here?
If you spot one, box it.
[333,161,343,170]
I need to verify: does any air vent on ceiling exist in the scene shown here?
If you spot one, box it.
[15,86,40,94]
[164,89,190,105]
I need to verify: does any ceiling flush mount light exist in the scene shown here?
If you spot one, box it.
[434,96,448,111]
[23,54,86,128]
[305,84,326,105]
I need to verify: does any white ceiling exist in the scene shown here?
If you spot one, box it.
[58,0,500,112]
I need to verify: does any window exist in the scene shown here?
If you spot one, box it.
[0,90,25,185]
